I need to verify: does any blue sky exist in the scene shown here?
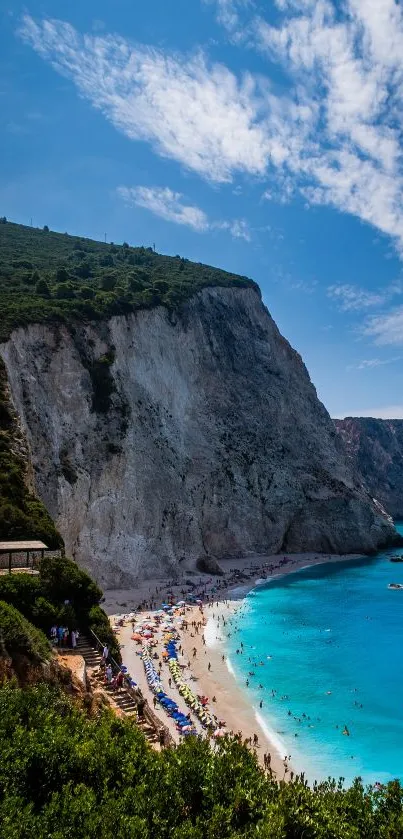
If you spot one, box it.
[1,0,403,418]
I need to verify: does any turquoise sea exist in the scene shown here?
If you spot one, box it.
[225,527,403,785]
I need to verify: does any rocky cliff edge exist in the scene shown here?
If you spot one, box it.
[1,287,398,586]
[335,417,403,520]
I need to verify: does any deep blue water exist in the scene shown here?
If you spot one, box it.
[225,529,403,785]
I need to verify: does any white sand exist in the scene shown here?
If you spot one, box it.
[106,551,363,776]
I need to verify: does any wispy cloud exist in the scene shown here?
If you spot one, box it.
[204,0,252,38]
[224,218,251,241]
[327,284,385,312]
[362,306,403,347]
[118,186,209,232]
[18,5,403,253]
[347,357,401,371]
[211,0,403,252]
[19,15,277,184]
[290,278,318,294]
[118,185,251,240]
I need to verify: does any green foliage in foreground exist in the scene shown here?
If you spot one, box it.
[0,357,62,547]
[0,555,120,662]
[0,601,51,663]
[0,220,259,342]
[0,682,402,839]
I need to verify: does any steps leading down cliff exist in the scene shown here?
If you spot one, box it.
[0,286,398,586]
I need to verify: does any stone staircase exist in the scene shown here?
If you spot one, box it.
[75,636,103,668]
[75,635,159,745]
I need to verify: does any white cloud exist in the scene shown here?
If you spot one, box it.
[19,15,276,184]
[334,405,403,420]
[327,284,385,312]
[118,186,209,231]
[219,1,403,252]
[204,0,251,36]
[347,357,401,370]
[362,306,403,346]
[118,184,251,240]
[226,218,251,241]
[18,5,403,252]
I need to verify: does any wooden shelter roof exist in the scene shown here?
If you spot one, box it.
[0,541,48,553]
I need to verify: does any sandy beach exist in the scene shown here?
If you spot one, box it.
[106,551,363,776]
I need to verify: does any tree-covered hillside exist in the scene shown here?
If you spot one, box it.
[0,219,258,342]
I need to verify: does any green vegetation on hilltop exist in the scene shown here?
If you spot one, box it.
[0,555,120,662]
[0,681,402,839]
[0,219,258,342]
[0,357,62,548]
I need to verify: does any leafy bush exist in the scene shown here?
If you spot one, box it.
[0,682,402,839]
[39,555,102,617]
[0,601,51,662]
[0,556,120,661]
[88,351,116,413]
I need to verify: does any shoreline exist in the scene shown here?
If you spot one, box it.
[106,550,365,776]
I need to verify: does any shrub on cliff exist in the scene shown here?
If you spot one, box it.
[87,604,121,662]
[0,600,51,663]
[0,556,120,662]
[0,357,63,548]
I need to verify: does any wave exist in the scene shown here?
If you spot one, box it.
[226,656,236,677]
[204,616,220,648]
[254,710,288,761]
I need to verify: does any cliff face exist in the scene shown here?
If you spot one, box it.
[334,418,403,520]
[0,287,397,586]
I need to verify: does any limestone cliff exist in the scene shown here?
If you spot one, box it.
[335,417,403,520]
[0,287,398,586]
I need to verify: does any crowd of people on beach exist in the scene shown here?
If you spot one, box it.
[110,554,355,773]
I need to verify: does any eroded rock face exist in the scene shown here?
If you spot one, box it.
[0,287,398,586]
[335,418,403,520]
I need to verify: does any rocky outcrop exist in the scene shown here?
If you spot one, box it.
[0,287,399,587]
[335,418,403,520]
[196,555,224,576]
